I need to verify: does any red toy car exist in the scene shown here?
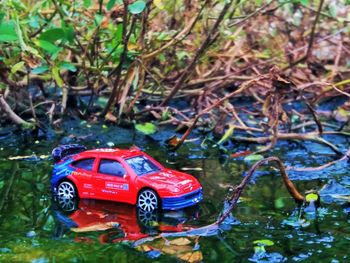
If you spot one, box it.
[51,145,203,211]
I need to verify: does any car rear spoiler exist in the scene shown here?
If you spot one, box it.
[52,144,87,163]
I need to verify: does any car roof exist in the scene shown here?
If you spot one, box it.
[77,148,144,159]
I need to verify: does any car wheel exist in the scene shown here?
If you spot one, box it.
[57,181,77,199]
[138,189,159,212]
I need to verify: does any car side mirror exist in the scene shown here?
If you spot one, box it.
[123,174,129,179]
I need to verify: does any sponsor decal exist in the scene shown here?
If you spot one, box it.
[83,183,93,189]
[72,171,91,177]
[102,189,117,194]
[105,182,129,190]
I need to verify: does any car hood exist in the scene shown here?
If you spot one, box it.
[139,169,201,195]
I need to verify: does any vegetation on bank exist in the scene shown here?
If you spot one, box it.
[0,0,349,153]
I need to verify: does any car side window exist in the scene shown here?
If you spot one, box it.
[98,159,126,177]
[71,158,95,171]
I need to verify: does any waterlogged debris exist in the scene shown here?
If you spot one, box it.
[180,167,203,171]
[169,238,192,246]
[8,154,49,161]
[230,150,253,158]
[0,247,11,253]
[26,230,36,238]
[320,180,350,203]
[71,222,120,232]
[282,216,310,229]
[106,141,115,147]
[217,125,234,145]
[250,239,285,263]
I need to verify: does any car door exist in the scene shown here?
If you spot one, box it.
[94,158,131,202]
[70,157,96,198]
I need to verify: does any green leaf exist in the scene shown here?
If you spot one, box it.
[107,0,117,10]
[34,40,60,54]
[128,0,146,14]
[11,61,25,74]
[0,22,18,42]
[94,14,104,26]
[135,122,157,135]
[63,25,75,43]
[253,239,274,246]
[299,0,309,5]
[116,23,123,42]
[217,125,234,145]
[31,65,49,74]
[39,28,65,43]
[59,62,77,72]
[83,0,92,8]
[52,66,64,87]
[244,154,264,162]
[0,12,5,24]
[0,181,4,190]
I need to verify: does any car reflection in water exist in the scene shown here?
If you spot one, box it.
[53,197,204,261]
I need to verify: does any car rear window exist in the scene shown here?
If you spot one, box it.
[125,155,161,176]
[71,158,95,171]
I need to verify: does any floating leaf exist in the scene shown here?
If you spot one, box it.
[135,122,157,135]
[305,193,319,202]
[244,154,264,162]
[128,0,146,14]
[253,239,274,246]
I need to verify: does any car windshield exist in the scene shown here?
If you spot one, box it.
[125,155,161,176]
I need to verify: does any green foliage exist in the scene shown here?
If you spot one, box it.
[0,22,18,42]
[128,1,146,14]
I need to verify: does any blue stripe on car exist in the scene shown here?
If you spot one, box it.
[50,158,76,191]
[162,188,203,210]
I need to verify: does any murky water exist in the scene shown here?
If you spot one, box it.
[1,124,350,262]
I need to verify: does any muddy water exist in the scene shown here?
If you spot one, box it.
[0,125,349,262]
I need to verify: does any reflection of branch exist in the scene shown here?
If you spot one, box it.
[233,132,342,155]
[217,157,304,224]
[287,148,350,172]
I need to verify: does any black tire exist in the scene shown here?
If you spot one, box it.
[137,189,159,212]
[57,181,78,199]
